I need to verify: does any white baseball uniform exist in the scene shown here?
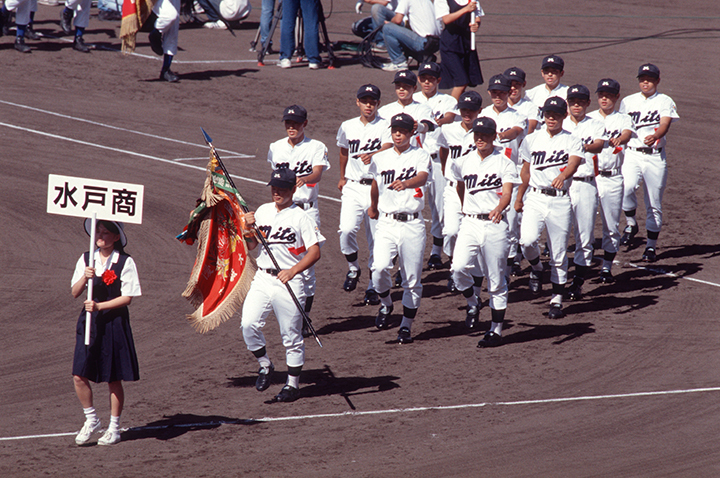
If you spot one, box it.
[518,128,584,286]
[619,91,679,234]
[4,0,34,26]
[241,203,325,368]
[509,94,541,143]
[153,0,181,56]
[378,100,436,149]
[336,115,392,277]
[564,115,605,267]
[587,109,634,256]
[526,84,568,130]
[450,149,518,310]
[64,0,92,29]
[369,144,431,310]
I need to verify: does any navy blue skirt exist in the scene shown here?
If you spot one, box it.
[439,49,483,89]
[72,307,140,383]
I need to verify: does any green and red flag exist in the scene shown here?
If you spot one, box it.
[178,152,257,333]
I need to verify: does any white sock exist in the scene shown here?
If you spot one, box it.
[490,321,503,336]
[431,244,442,256]
[83,407,98,423]
[400,317,414,330]
[287,374,300,388]
[108,415,120,433]
[466,295,478,307]
[626,216,637,227]
[380,295,392,308]
[646,238,657,249]
[257,354,272,369]
[348,261,360,272]
[551,294,562,306]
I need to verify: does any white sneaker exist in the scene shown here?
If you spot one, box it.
[308,62,320,70]
[203,20,227,30]
[98,429,121,446]
[75,419,101,445]
[277,58,292,68]
[381,61,408,72]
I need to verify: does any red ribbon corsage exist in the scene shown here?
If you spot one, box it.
[102,270,118,286]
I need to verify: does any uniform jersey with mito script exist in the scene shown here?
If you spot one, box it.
[620,91,679,151]
[519,128,583,190]
[587,109,635,171]
[564,115,605,177]
[254,203,326,271]
[336,116,392,181]
[450,149,519,215]
[438,121,477,180]
[378,100,436,148]
[267,136,330,204]
[413,91,457,155]
[480,104,528,167]
[369,145,431,215]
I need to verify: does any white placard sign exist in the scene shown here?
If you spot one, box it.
[47,174,144,224]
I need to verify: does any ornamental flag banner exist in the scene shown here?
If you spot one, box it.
[120,0,158,53]
[178,151,257,333]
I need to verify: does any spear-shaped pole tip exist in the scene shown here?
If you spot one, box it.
[200,127,213,145]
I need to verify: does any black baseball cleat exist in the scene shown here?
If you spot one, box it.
[14,37,31,53]
[447,277,458,293]
[273,385,299,402]
[477,331,502,348]
[548,304,565,319]
[0,8,7,37]
[511,260,523,276]
[73,36,90,52]
[343,269,360,292]
[363,289,380,306]
[375,304,393,329]
[542,243,550,257]
[255,364,274,392]
[60,8,73,35]
[567,280,583,301]
[394,271,402,288]
[620,224,638,246]
[465,305,480,330]
[148,28,163,56]
[396,327,413,344]
[529,270,542,295]
[427,254,443,270]
[599,269,615,283]
[160,69,179,82]
[642,247,657,263]
[24,26,41,40]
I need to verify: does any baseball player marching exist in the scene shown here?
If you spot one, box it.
[241,169,325,403]
[336,84,392,305]
[619,63,679,262]
[368,113,431,344]
[526,55,569,130]
[449,117,518,346]
[587,78,634,282]
[505,66,540,137]
[515,96,582,319]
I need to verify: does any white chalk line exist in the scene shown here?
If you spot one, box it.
[0,120,342,203]
[2,385,719,442]
[621,261,720,288]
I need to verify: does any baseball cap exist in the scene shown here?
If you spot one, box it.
[390,113,415,131]
[472,117,497,135]
[541,55,564,71]
[392,70,417,86]
[418,62,442,78]
[268,168,296,189]
[503,66,526,83]
[84,219,127,247]
[282,105,307,123]
[596,78,620,95]
[637,63,660,79]
[488,74,511,92]
[457,90,483,111]
[357,84,381,101]
[566,84,590,101]
[542,96,568,114]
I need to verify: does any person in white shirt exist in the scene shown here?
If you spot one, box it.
[377,0,440,71]
[526,55,569,129]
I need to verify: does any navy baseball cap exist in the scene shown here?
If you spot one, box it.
[637,63,660,79]
[541,55,564,71]
[282,105,307,122]
[542,96,568,114]
[390,113,415,131]
[596,78,620,95]
[392,70,417,86]
[418,62,442,78]
[472,117,497,135]
[268,168,297,189]
[488,74,512,92]
[357,84,381,100]
[566,84,590,100]
[457,91,483,111]
[503,66,526,82]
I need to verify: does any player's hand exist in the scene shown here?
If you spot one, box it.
[643,134,657,146]
[389,179,406,191]
[465,1,477,13]
[368,205,379,219]
[609,137,622,147]
[551,175,565,190]
[243,212,256,226]
[337,178,347,191]
[489,207,503,223]
[359,153,373,165]
[296,177,306,188]
[83,267,95,279]
[84,300,99,312]
[277,269,295,284]
[514,199,523,213]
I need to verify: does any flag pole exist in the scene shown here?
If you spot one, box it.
[85,213,96,346]
[200,128,323,348]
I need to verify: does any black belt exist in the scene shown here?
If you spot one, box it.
[598,169,620,177]
[261,268,279,276]
[446,180,456,187]
[532,187,568,197]
[430,153,438,160]
[352,178,373,186]
[573,176,595,183]
[631,146,662,154]
[464,213,500,221]
[385,212,419,222]
[294,201,314,209]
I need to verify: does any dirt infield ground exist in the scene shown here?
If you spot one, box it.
[2,1,720,476]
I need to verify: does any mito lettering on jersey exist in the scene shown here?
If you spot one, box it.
[628,110,660,127]
[603,128,621,139]
[348,138,383,157]
[380,167,418,186]
[464,173,503,194]
[276,160,313,176]
[258,225,297,244]
[449,144,477,159]
[531,149,569,170]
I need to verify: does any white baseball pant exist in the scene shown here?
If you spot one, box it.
[338,180,376,271]
[569,178,599,267]
[596,173,624,253]
[4,0,33,25]
[64,0,92,29]
[442,181,462,258]
[153,0,180,56]
[622,149,667,233]
[427,158,445,240]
